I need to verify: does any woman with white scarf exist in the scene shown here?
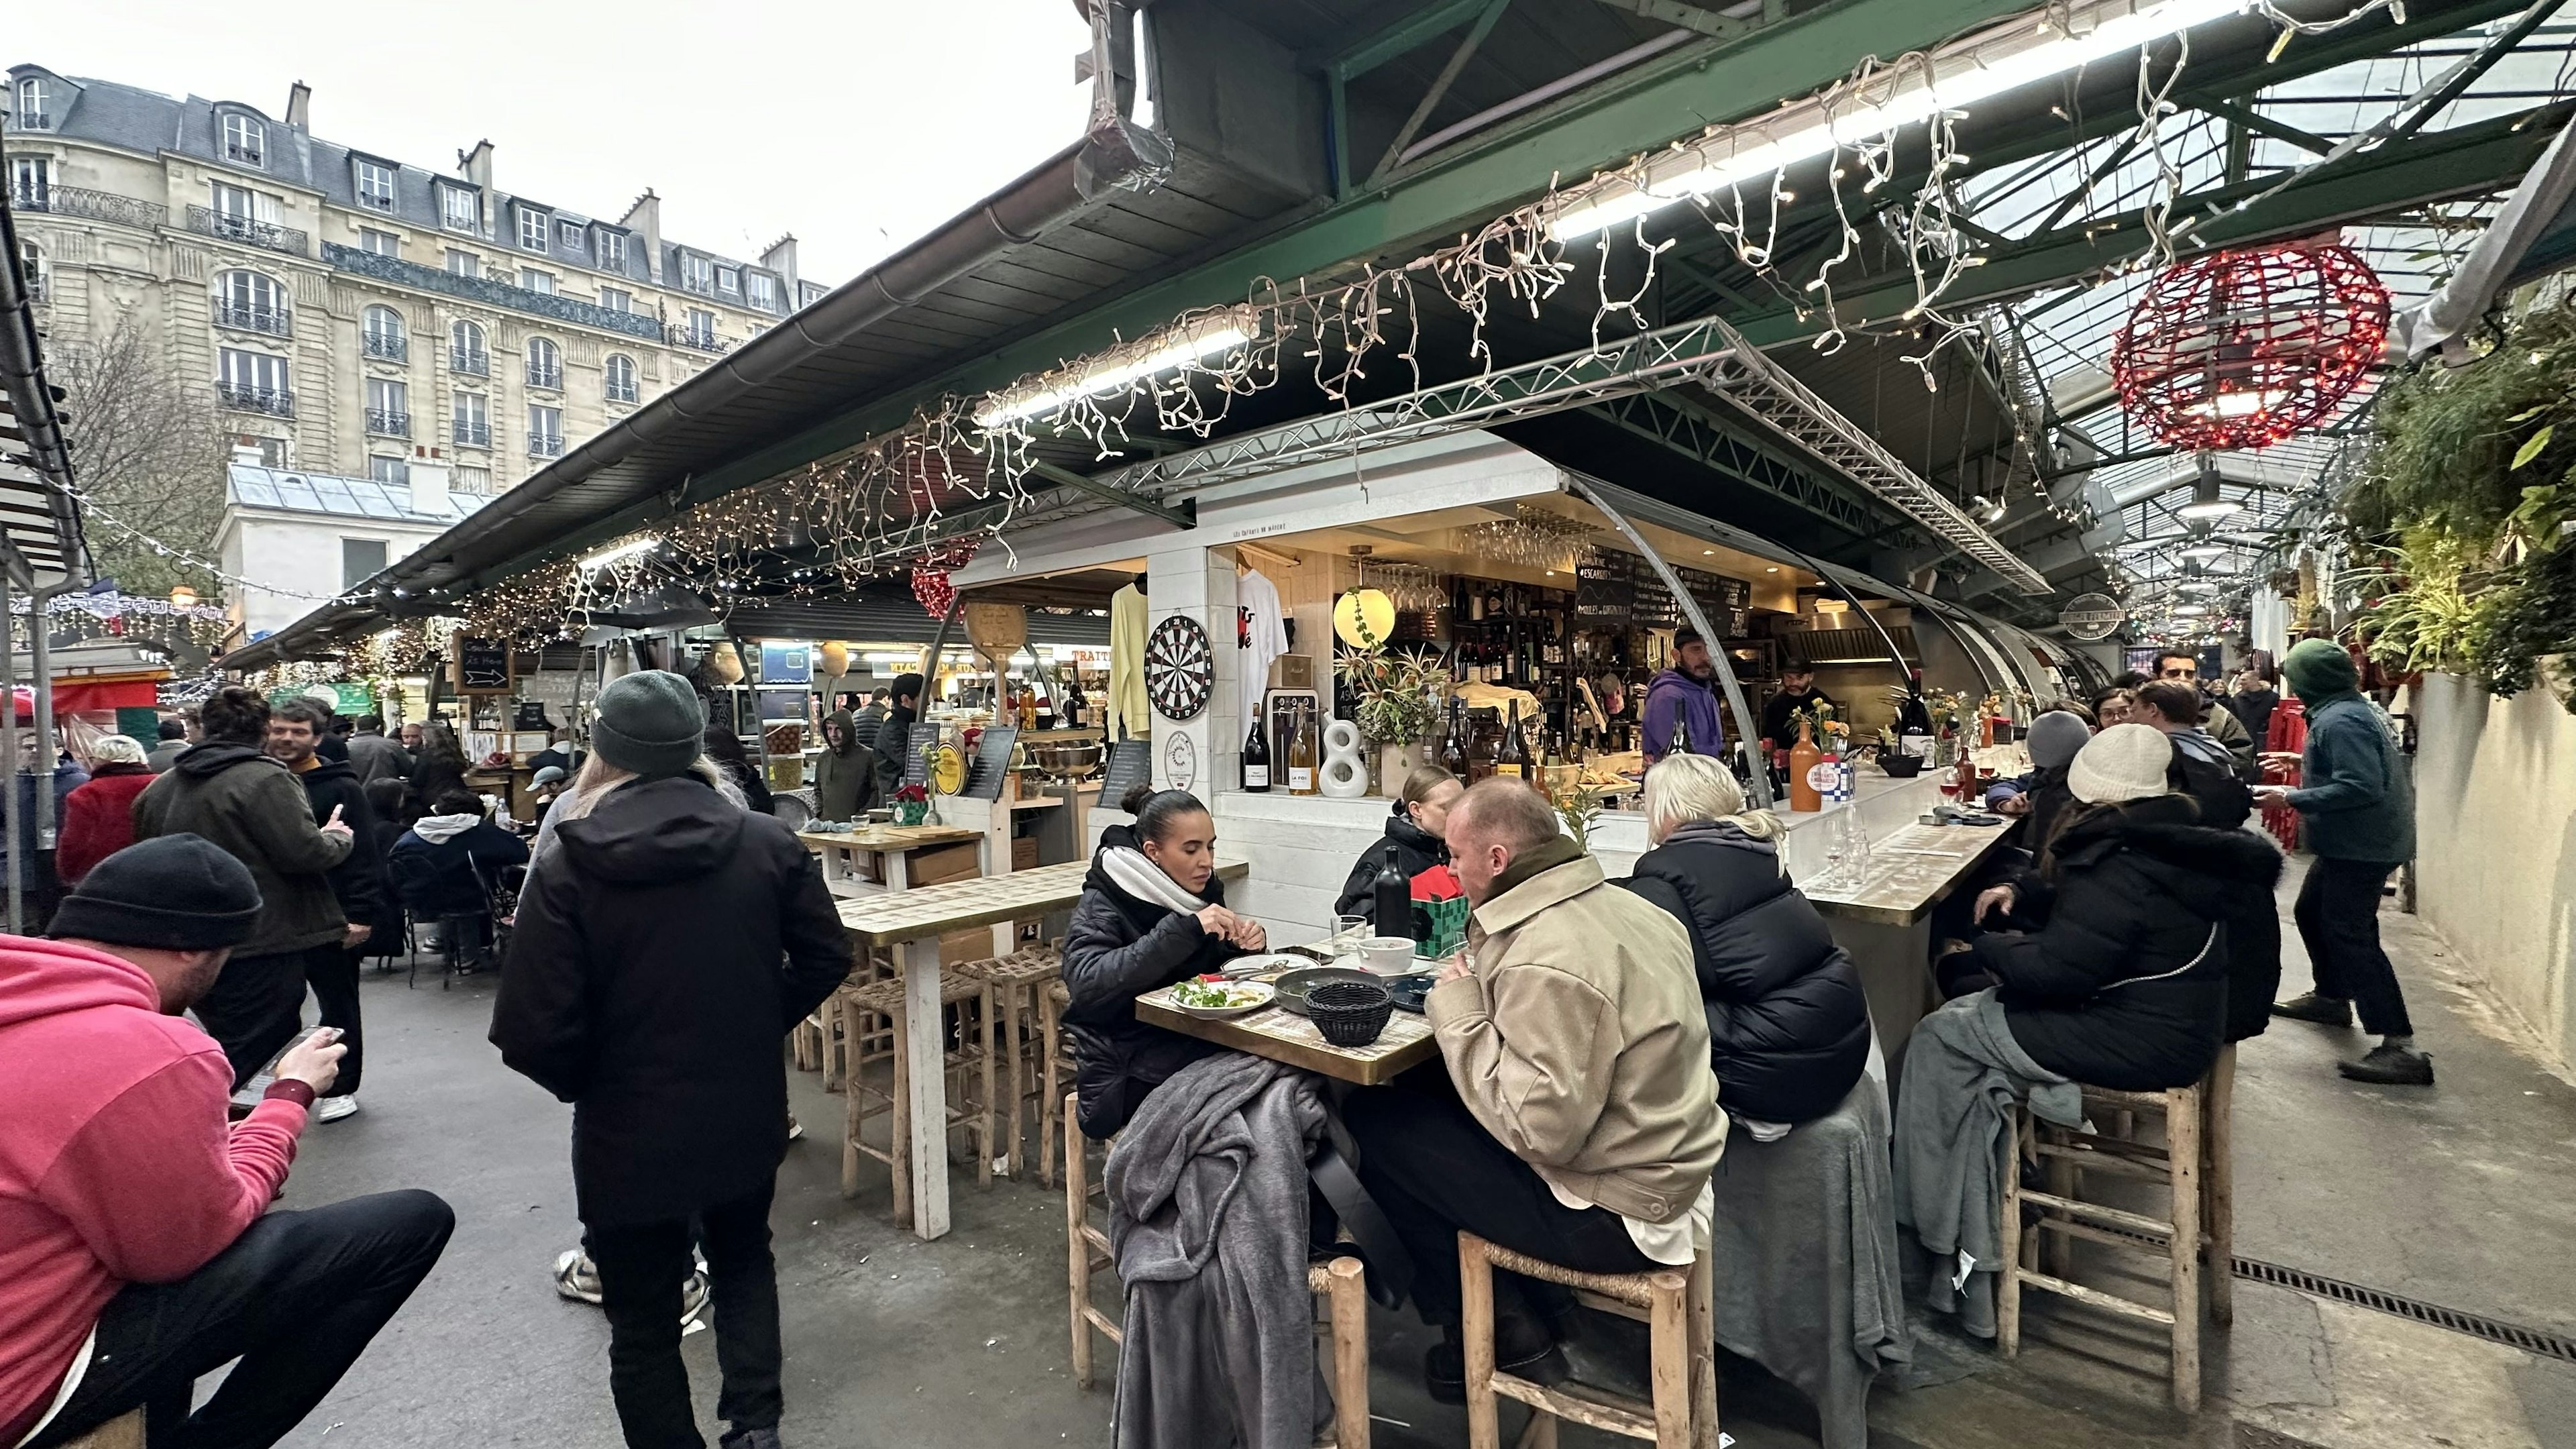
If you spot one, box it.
[1060,784,1265,1138]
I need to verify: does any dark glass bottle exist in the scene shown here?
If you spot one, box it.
[1668,707,1693,758]
[1496,700,1530,782]
[1371,843,1410,941]
[1241,715,1271,792]
[1436,698,1468,778]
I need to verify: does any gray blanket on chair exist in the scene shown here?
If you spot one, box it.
[1890,988,2082,1338]
[1707,1076,1909,1449]
[1105,1051,1332,1449]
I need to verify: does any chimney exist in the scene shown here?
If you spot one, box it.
[408,460,451,520]
[458,139,494,191]
[759,233,799,303]
[621,189,663,284]
[284,81,311,129]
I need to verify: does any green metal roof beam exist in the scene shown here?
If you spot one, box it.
[1329,0,1507,81]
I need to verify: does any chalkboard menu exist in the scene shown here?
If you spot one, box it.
[961,726,1018,802]
[1574,559,1634,623]
[901,724,941,790]
[453,637,512,692]
[1572,556,1749,636]
[1097,739,1151,808]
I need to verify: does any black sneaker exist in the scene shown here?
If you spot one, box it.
[1424,1318,1570,1405]
[718,1430,782,1449]
[2339,1044,2434,1085]
[2270,992,2353,1027]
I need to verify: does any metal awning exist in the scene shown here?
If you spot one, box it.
[0,189,84,589]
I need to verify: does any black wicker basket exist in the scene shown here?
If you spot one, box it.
[1305,979,1395,1048]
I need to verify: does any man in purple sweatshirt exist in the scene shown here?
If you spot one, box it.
[1641,628,1725,765]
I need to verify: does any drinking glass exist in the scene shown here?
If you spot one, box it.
[1333,915,1369,953]
[1937,780,1964,804]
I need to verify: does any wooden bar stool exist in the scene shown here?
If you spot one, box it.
[1458,1234,1718,1449]
[1061,1091,1373,1448]
[837,968,998,1221]
[1038,979,1079,1189]
[60,1411,145,1448]
[1998,1044,2236,1412]
[957,945,1062,1180]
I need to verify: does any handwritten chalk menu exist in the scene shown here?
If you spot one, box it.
[1574,558,1634,623]
[901,723,941,790]
[961,725,1019,801]
[453,637,512,692]
[1097,739,1151,807]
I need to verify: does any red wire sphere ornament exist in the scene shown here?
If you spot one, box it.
[2110,240,2391,451]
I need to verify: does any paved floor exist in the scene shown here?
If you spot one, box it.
[257,856,2576,1449]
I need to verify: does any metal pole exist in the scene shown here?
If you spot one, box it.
[30,582,67,897]
[1572,479,1774,808]
[1,573,20,934]
[920,596,963,694]
[1772,542,1915,692]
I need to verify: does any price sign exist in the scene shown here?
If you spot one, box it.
[961,726,1019,802]
[1097,739,1151,806]
[453,637,512,693]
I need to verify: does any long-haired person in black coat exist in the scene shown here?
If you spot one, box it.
[1059,784,1263,1138]
[1619,752,1870,1125]
[492,672,846,1449]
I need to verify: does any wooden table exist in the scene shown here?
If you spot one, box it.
[1803,818,2019,1074]
[1134,984,1444,1086]
[796,823,982,892]
[838,856,1248,1239]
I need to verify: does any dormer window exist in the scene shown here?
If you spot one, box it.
[354,159,395,211]
[439,184,478,232]
[598,231,627,270]
[222,111,264,166]
[518,206,549,251]
[15,77,49,131]
[716,266,739,296]
[557,219,584,250]
[684,254,712,294]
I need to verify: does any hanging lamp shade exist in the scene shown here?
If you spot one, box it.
[2110,240,2390,451]
[1332,588,1395,648]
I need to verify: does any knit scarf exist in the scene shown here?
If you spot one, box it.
[1100,846,1212,918]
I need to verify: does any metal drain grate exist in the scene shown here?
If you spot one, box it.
[2229,1256,2576,1364]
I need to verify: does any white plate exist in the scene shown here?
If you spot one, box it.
[1173,980,1276,1018]
[1221,953,1310,979]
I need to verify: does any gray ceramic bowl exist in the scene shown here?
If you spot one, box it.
[1272,965,1381,1016]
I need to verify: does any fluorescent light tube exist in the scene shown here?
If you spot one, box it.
[577,537,659,572]
[976,308,1260,427]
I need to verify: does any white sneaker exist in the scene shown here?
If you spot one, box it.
[553,1249,603,1304]
[315,1095,360,1123]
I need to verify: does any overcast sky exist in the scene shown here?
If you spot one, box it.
[17,1,1097,285]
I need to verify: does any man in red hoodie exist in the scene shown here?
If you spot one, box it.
[0,835,453,1449]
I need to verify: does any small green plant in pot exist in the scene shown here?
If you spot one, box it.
[1336,647,1454,793]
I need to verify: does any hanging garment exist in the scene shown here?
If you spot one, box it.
[1236,569,1288,734]
[1109,584,1150,742]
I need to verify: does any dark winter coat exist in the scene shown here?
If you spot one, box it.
[1332,803,1448,919]
[1971,794,2282,1089]
[871,704,918,798]
[2221,687,2279,748]
[2287,694,2415,863]
[712,756,775,817]
[131,743,353,957]
[1059,826,1246,1139]
[491,776,848,1226]
[813,708,879,822]
[291,757,396,942]
[56,764,153,885]
[406,750,470,819]
[346,731,413,786]
[1617,822,1871,1123]
[386,815,529,918]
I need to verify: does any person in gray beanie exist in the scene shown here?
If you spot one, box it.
[492,669,846,1449]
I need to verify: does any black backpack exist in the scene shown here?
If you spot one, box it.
[2169,749,2252,831]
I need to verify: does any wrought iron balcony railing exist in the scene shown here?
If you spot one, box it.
[363,333,408,362]
[216,382,294,418]
[366,408,411,438]
[187,207,307,255]
[213,301,290,335]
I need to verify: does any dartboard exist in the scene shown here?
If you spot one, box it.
[1145,614,1214,721]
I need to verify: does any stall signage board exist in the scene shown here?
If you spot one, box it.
[1574,557,1635,623]
[961,726,1018,802]
[2060,593,2125,641]
[902,723,941,790]
[454,637,512,693]
[758,641,812,684]
[1097,739,1151,806]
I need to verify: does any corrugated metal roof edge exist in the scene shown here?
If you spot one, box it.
[0,186,88,590]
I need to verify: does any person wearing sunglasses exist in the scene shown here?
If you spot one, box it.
[2153,650,2255,780]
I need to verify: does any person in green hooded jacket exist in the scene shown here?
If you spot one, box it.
[2256,638,2428,1085]
[812,708,879,823]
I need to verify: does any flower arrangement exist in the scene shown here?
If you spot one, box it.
[1336,647,1454,745]
[1787,699,1849,751]
[1548,782,1601,854]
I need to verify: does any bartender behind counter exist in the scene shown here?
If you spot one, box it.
[1759,660,1833,747]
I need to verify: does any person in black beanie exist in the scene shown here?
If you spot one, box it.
[871,671,924,799]
[493,669,845,1449]
[2,835,452,1449]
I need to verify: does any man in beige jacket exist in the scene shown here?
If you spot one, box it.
[1344,780,1724,1401]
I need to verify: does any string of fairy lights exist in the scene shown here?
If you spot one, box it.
[299,0,2406,653]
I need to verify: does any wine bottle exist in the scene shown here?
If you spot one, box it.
[1495,700,1528,782]
[1287,704,1319,796]
[1241,714,1271,792]
[1436,698,1469,779]
[1371,843,1410,943]
[1668,706,1693,759]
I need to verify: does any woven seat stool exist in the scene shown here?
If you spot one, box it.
[837,968,997,1224]
[58,1411,145,1448]
[1061,1092,1373,1446]
[957,945,1063,1180]
[1459,1232,1717,1449]
[1999,1044,2235,1412]
[1038,978,1081,1188]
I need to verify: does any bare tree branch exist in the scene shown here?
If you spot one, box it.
[50,321,228,600]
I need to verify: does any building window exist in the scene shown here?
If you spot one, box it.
[366,458,407,489]
[239,435,288,467]
[598,231,626,269]
[221,112,264,166]
[7,156,50,209]
[798,280,827,308]
[518,267,554,295]
[209,180,280,226]
[716,266,739,295]
[358,227,401,258]
[598,285,632,314]
[365,377,410,437]
[747,272,778,310]
[452,389,489,447]
[453,464,492,494]
[449,319,488,374]
[354,160,396,211]
[213,269,288,335]
[517,206,548,251]
[439,185,478,232]
[684,254,712,293]
[15,77,48,129]
[217,348,290,415]
[556,219,584,250]
[342,536,390,588]
[444,248,480,278]
[525,336,561,390]
[361,304,407,362]
[528,403,564,458]
[15,238,42,303]
[604,353,639,405]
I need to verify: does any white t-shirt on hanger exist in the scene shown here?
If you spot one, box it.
[1237,568,1289,738]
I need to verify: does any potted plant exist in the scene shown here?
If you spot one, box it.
[1336,647,1454,794]
[891,782,930,826]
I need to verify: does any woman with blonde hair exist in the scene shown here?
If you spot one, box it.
[1617,751,1870,1125]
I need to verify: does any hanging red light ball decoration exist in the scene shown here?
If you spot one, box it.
[2110,239,2390,451]
[911,566,958,619]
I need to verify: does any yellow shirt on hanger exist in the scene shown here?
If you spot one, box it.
[1108,583,1150,741]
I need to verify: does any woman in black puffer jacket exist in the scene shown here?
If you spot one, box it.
[1618,753,1870,1124]
[1332,765,1462,918]
[1969,724,2284,1089]
[1060,786,1264,1138]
